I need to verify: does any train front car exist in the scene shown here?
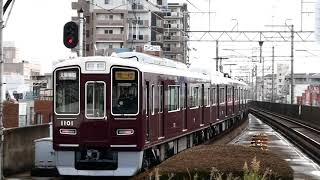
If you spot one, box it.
[53,57,144,176]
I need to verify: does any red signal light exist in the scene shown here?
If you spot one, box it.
[63,21,78,48]
[67,37,74,45]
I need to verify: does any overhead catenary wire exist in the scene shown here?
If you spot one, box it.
[185,0,203,12]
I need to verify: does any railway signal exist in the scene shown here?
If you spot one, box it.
[63,21,78,49]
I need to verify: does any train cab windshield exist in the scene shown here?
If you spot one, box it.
[55,68,80,114]
[112,67,139,115]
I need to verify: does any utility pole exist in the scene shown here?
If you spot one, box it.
[79,8,84,57]
[290,25,294,104]
[251,68,254,99]
[259,38,264,101]
[255,65,258,101]
[271,46,274,103]
[0,0,4,178]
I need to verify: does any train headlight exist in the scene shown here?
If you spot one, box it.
[60,128,77,135]
[116,129,134,136]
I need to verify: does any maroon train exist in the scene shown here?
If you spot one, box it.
[53,52,249,176]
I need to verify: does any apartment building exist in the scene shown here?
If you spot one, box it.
[276,63,290,103]
[3,41,18,63]
[163,3,189,63]
[72,0,166,56]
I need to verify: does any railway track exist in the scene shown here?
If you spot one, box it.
[249,108,320,165]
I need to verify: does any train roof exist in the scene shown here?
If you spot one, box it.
[54,52,247,87]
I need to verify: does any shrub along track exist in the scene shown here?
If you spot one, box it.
[132,116,293,180]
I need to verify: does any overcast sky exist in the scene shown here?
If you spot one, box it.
[3,0,320,75]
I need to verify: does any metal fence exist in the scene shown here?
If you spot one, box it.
[249,101,320,129]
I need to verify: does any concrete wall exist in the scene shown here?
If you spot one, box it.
[3,124,49,176]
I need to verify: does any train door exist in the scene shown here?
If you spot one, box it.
[182,83,187,130]
[232,86,235,114]
[217,85,220,120]
[158,84,164,138]
[201,84,204,125]
[145,81,150,142]
[225,85,228,117]
[80,79,108,144]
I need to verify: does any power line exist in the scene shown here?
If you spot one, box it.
[185,0,202,12]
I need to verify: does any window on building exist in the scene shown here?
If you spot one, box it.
[36,113,43,124]
[279,79,282,82]
[139,35,143,40]
[104,0,110,4]
[168,86,180,111]
[109,15,113,20]
[104,29,113,34]
[109,44,113,49]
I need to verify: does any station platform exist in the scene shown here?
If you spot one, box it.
[230,114,320,180]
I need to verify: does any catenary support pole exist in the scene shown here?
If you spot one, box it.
[216,40,218,71]
[271,46,274,103]
[291,25,294,104]
[79,8,84,57]
[0,0,4,178]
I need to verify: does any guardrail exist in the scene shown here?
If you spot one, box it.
[249,101,320,130]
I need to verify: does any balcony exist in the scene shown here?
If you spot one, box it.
[128,35,149,42]
[164,23,182,30]
[96,20,125,27]
[96,34,125,42]
[129,20,149,27]
[164,36,184,41]
[164,12,183,18]
[163,47,183,53]
[129,4,148,12]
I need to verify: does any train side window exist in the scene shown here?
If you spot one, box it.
[211,88,216,105]
[151,85,155,115]
[181,84,185,109]
[227,87,232,102]
[158,85,163,113]
[168,85,180,112]
[206,88,210,106]
[85,81,105,119]
[191,87,199,108]
[219,88,225,104]
[203,86,207,106]
[234,88,237,101]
